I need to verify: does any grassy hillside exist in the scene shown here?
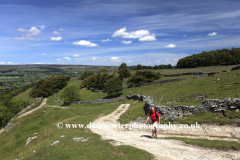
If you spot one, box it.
[55,67,240,107]
[0,99,154,160]
[13,88,39,104]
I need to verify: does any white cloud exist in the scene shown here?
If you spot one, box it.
[101,39,112,42]
[72,40,99,47]
[50,36,62,41]
[0,62,5,64]
[111,57,119,60]
[39,25,46,30]
[208,32,217,36]
[184,35,187,37]
[64,41,67,42]
[174,59,178,61]
[139,34,156,41]
[26,26,41,37]
[76,60,80,62]
[13,37,42,41]
[156,60,161,63]
[56,59,62,61]
[17,28,27,32]
[73,54,80,57]
[52,31,60,34]
[92,57,98,60]
[16,26,41,38]
[122,40,132,44]
[166,59,168,60]
[59,28,67,31]
[8,62,13,64]
[112,27,150,39]
[165,44,176,48]
[112,27,157,42]
[127,61,132,62]
[41,53,46,55]
[63,57,71,60]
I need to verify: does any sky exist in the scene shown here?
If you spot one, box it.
[0,0,240,66]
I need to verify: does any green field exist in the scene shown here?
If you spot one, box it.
[0,65,118,93]
[13,88,39,104]
[4,65,240,159]
[0,99,154,160]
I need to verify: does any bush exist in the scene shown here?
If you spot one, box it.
[117,63,131,79]
[103,77,123,98]
[30,75,69,97]
[79,71,94,80]
[80,72,113,90]
[60,85,81,102]
[127,70,161,85]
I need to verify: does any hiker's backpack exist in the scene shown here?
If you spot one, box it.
[150,111,159,121]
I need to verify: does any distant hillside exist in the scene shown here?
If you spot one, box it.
[176,47,240,68]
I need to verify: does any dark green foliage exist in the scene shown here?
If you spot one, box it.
[132,64,173,70]
[103,77,123,98]
[60,85,81,102]
[117,63,131,79]
[80,72,113,90]
[127,70,161,85]
[30,75,69,97]
[99,68,108,72]
[176,47,240,68]
[78,71,95,80]
[118,68,131,79]
[0,98,29,128]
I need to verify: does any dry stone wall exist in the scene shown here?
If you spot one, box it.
[231,65,240,71]
[86,78,189,93]
[143,96,240,120]
[9,97,42,122]
[161,72,221,77]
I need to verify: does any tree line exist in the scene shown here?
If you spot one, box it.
[176,47,240,68]
[129,64,173,70]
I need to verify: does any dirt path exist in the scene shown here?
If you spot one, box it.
[17,98,47,119]
[90,104,240,160]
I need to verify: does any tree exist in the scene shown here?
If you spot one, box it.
[79,71,94,80]
[60,85,81,102]
[103,77,123,98]
[136,64,143,70]
[117,63,131,79]
[127,70,161,85]
[99,68,108,72]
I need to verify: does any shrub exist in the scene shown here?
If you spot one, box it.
[117,63,131,79]
[127,70,161,85]
[30,75,69,97]
[60,85,81,102]
[103,77,123,98]
[80,72,113,90]
[78,71,94,80]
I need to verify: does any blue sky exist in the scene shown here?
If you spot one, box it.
[0,0,240,66]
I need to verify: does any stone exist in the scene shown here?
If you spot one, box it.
[26,136,38,146]
[51,141,60,145]
[231,65,240,71]
[233,98,239,102]
[178,113,183,118]
[222,70,229,72]
[230,106,236,109]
